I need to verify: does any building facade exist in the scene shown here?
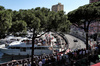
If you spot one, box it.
[52,3,64,12]
[70,21,100,37]
[90,0,100,3]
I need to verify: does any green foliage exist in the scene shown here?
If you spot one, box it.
[67,2,100,49]
[0,6,71,38]
[30,17,40,29]
[68,2,100,26]
[0,10,12,37]
[46,11,56,31]
[46,11,71,33]
[0,6,5,10]
[9,20,27,33]
[57,11,71,32]
[12,11,20,21]
[0,5,71,66]
[58,15,71,32]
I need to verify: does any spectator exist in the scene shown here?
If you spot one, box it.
[27,62,31,66]
[38,59,42,66]
[42,58,45,66]
[33,61,36,66]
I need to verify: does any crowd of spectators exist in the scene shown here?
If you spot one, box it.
[1,32,100,66]
[4,43,100,66]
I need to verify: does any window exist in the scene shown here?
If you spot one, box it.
[26,47,30,49]
[15,47,20,49]
[9,47,20,49]
[41,47,49,50]
[34,47,49,50]
[22,40,26,42]
[34,47,41,49]
[20,47,26,52]
[30,47,32,49]
[22,40,32,44]
[10,47,15,49]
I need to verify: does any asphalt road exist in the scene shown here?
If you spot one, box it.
[65,34,86,51]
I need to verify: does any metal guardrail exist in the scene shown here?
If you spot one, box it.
[69,33,86,42]
[0,57,32,66]
[0,48,100,66]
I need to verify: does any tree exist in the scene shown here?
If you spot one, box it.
[12,11,20,22]
[57,11,71,32]
[0,10,12,38]
[9,20,27,35]
[0,6,5,10]
[22,8,50,66]
[68,2,100,50]
[29,16,41,66]
[46,11,71,33]
[34,8,49,31]
[22,9,35,29]
[0,5,71,65]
